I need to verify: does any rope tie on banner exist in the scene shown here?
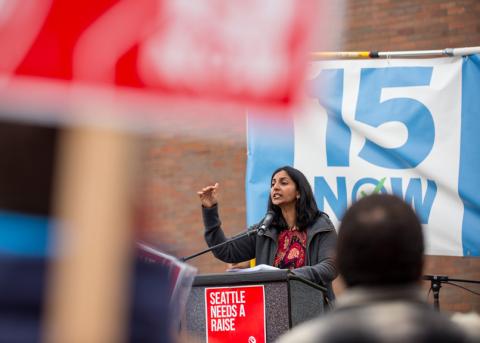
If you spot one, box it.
[311,46,480,60]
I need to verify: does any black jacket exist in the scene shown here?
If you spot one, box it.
[202,205,338,301]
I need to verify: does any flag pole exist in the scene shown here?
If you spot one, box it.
[311,46,480,60]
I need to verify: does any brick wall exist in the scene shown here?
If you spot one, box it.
[140,131,247,275]
[342,0,480,51]
[142,0,480,313]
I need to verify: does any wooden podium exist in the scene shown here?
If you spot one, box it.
[183,270,327,342]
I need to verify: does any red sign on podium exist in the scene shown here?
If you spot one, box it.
[205,285,266,343]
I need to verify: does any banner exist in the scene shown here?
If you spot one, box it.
[247,54,480,257]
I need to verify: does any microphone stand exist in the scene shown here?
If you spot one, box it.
[423,275,480,311]
[180,228,260,262]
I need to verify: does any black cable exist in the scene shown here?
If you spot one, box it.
[426,287,432,301]
[445,281,480,297]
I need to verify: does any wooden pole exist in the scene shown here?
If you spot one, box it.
[45,125,138,343]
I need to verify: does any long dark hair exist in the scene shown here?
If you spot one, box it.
[267,166,321,231]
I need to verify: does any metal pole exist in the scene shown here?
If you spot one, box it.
[310,46,480,60]
[431,280,442,312]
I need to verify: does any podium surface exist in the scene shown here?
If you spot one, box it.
[184,270,326,342]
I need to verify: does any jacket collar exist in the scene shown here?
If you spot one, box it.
[263,214,334,241]
[336,284,425,310]
[307,214,334,239]
[264,226,279,241]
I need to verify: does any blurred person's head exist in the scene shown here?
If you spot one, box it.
[267,165,321,231]
[337,194,424,287]
[0,120,58,216]
[0,120,58,256]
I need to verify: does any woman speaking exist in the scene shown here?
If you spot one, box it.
[197,166,338,301]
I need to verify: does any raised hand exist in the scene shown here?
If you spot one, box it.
[197,182,219,208]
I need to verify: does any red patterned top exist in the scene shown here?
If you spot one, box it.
[273,227,307,269]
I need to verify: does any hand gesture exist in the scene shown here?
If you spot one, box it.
[197,183,219,208]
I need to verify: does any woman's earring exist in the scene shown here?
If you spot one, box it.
[296,195,300,199]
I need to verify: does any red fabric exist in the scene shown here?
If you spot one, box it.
[273,228,307,269]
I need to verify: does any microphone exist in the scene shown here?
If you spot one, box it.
[257,211,275,236]
[423,275,449,282]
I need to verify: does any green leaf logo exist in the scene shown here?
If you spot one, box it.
[360,177,386,197]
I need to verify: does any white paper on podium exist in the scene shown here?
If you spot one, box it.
[227,264,280,273]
